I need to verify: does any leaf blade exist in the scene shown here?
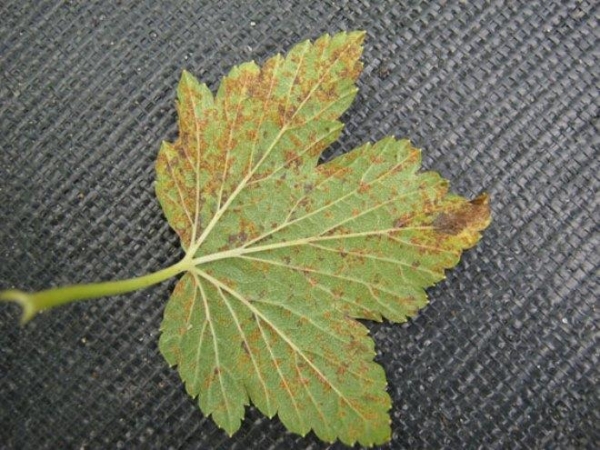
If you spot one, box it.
[157,30,490,446]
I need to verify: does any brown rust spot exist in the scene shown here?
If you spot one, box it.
[434,194,491,235]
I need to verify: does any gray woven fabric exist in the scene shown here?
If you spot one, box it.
[0,1,598,449]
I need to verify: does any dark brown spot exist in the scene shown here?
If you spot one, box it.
[393,217,408,228]
[228,231,250,245]
[241,341,250,355]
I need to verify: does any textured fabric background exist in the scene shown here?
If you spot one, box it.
[0,1,598,449]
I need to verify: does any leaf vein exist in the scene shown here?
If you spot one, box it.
[196,269,369,422]
[239,254,408,302]
[188,34,363,255]
[244,148,415,248]
[163,148,195,231]
[308,242,440,278]
[192,272,236,426]
[215,285,273,415]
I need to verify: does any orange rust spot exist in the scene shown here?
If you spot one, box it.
[434,194,491,235]
[352,208,360,217]
[323,84,337,100]
[284,150,301,169]
[297,198,310,210]
[398,296,416,306]
[183,296,194,319]
[317,372,329,387]
[393,214,413,228]
[318,163,351,179]
[336,362,349,376]
[176,146,187,159]
[358,181,370,194]
[172,347,182,363]
[247,129,258,141]
[369,154,384,164]
[331,288,343,299]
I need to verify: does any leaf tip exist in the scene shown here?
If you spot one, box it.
[433,192,491,238]
[180,69,194,82]
[177,69,213,101]
[470,192,492,229]
[353,29,367,41]
[0,289,37,325]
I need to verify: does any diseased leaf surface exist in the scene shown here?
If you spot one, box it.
[156,31,490,446]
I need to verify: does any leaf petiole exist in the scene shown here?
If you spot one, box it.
[0,259,191,325]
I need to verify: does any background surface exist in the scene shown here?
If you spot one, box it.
[0,1,598,449]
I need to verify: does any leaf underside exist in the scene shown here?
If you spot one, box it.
[155,31,490,446]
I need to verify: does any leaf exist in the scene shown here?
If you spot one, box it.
[155,31,491,446]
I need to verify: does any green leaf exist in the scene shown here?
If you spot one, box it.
[156,31,491,446]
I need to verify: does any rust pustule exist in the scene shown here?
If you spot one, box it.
[393,218,405,229]
[358,181,370,194]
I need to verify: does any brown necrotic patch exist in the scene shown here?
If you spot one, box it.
[433,194,490,235]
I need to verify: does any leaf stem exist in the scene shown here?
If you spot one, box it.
[0,259,191,325]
